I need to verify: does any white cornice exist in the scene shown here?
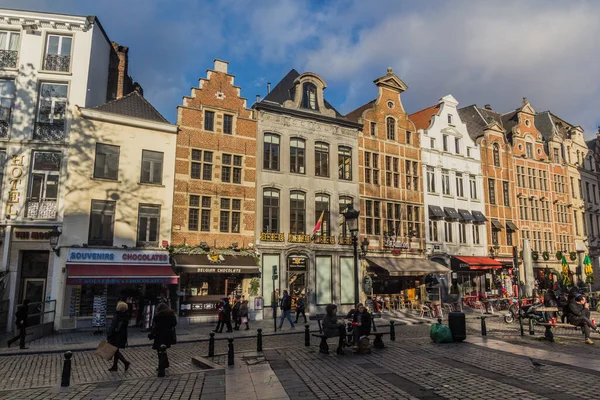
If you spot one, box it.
[0,10,91,31]
[79,107,177,134]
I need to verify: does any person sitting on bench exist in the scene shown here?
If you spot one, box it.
[566,293,599,344]
[351,303,372,345]
[322,304,347,351]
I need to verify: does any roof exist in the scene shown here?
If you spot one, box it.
[586,138,597,152]
[457,105,501,141]
[93,91,169,123]
[534,111,556,141]
[500,110,519,137]
[408,104,440,131]
[345,99,375,123]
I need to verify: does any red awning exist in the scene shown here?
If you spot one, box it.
[67,264,178,285]
[454,256,503,270]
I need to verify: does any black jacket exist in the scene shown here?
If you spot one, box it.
[107,311,130,349]
[151,308,177,349]
[15,304,29,327]
[566,299,586,323]
[239,302,249,318]
[232,301,241,318]
[222,302,232,322]
[280,296,292,311]
[353,311,372,337]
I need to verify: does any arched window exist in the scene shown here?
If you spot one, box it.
[290,138,305,174]
[338,146,352,180]
[290,191,305,234]
[315,194,330,236]
[262,189,280,233]
[301,82,318,110]
[493,143,501,167]
[263,133,280,170]
[386,117,396,140]
[315,142,329,177]
[339,196,353,237]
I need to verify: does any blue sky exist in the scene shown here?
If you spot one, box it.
[7,0,600,136]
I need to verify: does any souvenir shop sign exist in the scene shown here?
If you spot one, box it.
[67,248,169,264]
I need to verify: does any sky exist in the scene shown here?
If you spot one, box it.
[6,0,600,136]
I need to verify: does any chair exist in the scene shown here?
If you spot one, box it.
[419,305,433,318]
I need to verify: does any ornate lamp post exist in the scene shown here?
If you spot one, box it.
[49,226,62,256]
[343,206,360,306]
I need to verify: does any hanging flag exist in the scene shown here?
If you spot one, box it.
[312,210,325,234]
[584,254,594,284]
[561,255,571,287]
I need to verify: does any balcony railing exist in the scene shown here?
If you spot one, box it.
[0,49,18,69]
[288,234,311,243]
[338,236,353,245]
[44,54,71,72]
[260,232,285,242]
[313,235,335,245]
[26,198,58,219]
[0,120,9,139]
[33,122,65,141]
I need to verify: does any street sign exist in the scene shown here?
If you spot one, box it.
[272,265,278,280]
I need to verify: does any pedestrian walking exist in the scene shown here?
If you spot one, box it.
[149,303,177,370]
[107,301,131,371]
[240,299,250,330]
[278,290,295,329]
[7,299,30,349]
[214,300,224,333]
[232,295,241,330]
[222,298,233,332]
[295,294,307,324]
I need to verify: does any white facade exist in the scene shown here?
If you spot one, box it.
[419,95,488,261]
[0,9,113,331]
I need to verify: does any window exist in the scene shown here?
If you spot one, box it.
[364,152,371,184]
[455,173,464,197]
[406,131,412,145]
[393,158,399,188]
[315,194,331,236]
[594,184,598,204]
[338,146,352,180]
[373,154,380,185]
[223,114,233,134]
[459,223,467,244]
[571,177,576,197]
[88,200,115,246]
[0,80,15,137]
[454,138,460,154]
[406,160,418,191]
[263,133,280,171]
[406,205,421,238]
[444,221,453,242]
[0,31,20,69]
[442,169,450,195]
[579,179,583,198]
[466,147,471,158]
[516,166,524,188]
[385,156,392,186]
[502,181,510,206]
[339,197,353,237]
[370,122,376,136]
[204,110,214,131]
[220,198,241,233]
[430,138,435,149]
[583,212,588,236]
[586,182,591,202]
[469,175,477,199]
[290,191,306,234]
[429,220,439,242]
[315,142,329,177]
[365,200,373,235]
[94,143,120,180]
[442,135,448,151]
[386,117,395,140]
[140,150,163,184]
[35,82,68,140]
[373,201,381,235]
[188,195,211,231]
[263,189,280,233]
[590,214,595,237]
[27,152,61,219]
[137,204,160,246]
[222,154,242,184]
[290,138,306,174]
[526,142,533,158]
[553,148,559,163]
[44,35,72,72]
[491,229,499,246]
[448,114,453,125]
[488,179,496,204]
[427,167,436,193]
[473,225,480,244]
[301,83,318,110]
[190,149,213,180]
[493,144,500,167]
[506,230,513,246]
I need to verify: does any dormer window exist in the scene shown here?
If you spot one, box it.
[301,82,318,110]
[447,114,453,125]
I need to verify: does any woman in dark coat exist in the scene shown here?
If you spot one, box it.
[150,303,177,369]
[107,301,131,371]
[239,300,250,330]
[222,298,233,332]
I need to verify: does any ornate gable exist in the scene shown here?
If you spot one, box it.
[373,67,408,93]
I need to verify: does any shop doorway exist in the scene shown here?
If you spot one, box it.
[287,255,308,311]
[20,251,49,326]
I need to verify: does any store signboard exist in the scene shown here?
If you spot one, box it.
[196,267,243,274]
[13,228,53,241]
[67,248,169,264]
[68,277,178,285]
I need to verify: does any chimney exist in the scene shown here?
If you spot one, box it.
[214,59,228,74]
[256,95,260,103]
[107,41,141,100]
[267,82,271,93]
[484,104,492,110]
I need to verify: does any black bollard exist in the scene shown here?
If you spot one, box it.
[528,318,535,335]
[208,332,215,357]
[157,344,167,377]
[228,337,234,366]
[480,317,487,336]
[61,351,72,387]
[389,320,396,341]
[257,328,263,352]
[305,324,310,346]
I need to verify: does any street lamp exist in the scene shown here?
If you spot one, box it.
[49,226,62,256]
[343,205,360,306]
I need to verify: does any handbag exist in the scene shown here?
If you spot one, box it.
[241,317,248,324]
[95,339,118,361]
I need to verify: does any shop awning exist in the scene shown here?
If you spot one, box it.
[428,205,445,219]
[173,254,259,274]
[506,220,519,231]
[444,207,460,220]
[366,257,451,276]
[67,264,179,284]
[452,256,503,271]
[470,211,487,223]
[458,209,474,222]
[491,219,504,230]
